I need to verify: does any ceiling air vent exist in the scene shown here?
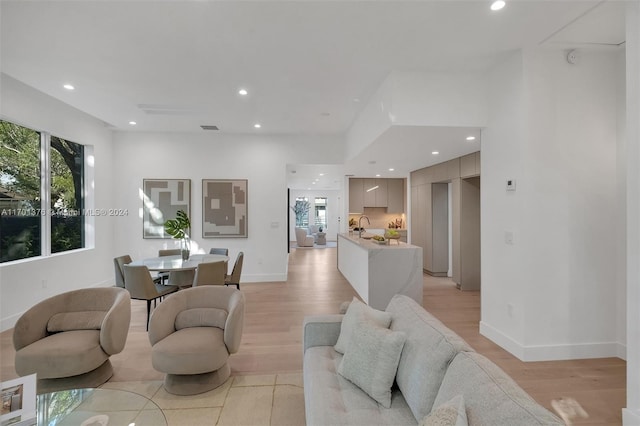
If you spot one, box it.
[200,125,219,131]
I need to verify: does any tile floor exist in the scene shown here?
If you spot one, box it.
[99,373,305,426]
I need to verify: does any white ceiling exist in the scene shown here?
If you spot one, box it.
[0,0,625,189]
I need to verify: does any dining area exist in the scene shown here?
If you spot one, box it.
[113,249,244,329]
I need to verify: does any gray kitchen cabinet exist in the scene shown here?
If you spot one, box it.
[349,178,364,213]
[387,179,404,212]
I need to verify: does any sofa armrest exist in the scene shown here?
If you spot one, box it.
[303,315,343,353]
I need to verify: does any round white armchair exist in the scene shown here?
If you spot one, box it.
[148,286,245,395]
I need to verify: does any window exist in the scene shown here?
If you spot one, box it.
[0,120,86,263]
[314,197,327,230]
[50,136,84,253]
[293,197,309,227]
[0,121,41,262]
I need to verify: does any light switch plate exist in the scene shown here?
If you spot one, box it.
[506,179,516,191]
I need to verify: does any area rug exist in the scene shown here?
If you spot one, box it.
[100,373,305,426]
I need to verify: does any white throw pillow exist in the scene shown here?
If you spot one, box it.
[419,395,468,426]
[334,297,392,354]
[337,318,406,408]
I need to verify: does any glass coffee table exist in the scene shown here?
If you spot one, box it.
[37,388,166,426]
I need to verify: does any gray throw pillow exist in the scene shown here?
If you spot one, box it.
[419,395,468,426]
[334,297,392,354]
[337,318,406,408]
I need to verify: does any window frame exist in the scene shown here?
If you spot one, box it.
[0,119,92,264]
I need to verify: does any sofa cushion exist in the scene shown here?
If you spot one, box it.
[419,395,467,426]
[15,330,107,379]
[152,327,228,375]
[433,352,563,425]
[304,346,418,426]
[337,318,406,408]
[386,295,474,421]
[175,307,227,330]
[334,297,391,354]
[47,311,106,332]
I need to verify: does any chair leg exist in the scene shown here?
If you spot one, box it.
[146,300,152,331]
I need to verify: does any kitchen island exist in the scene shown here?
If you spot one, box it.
[337,233,423,309]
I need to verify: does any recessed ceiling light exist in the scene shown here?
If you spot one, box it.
[432,151,439,155]
[490,0,505,11]
[388,168,394,172]
[312,182,316,185]
[319,173,324,176]
[129,121,137,126]
[254,123,261,129]
[63,84,75,90]
[466,136,476,141]
[238,88,248,96]
[376,174,381,177]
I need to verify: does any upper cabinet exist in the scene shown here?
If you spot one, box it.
[349,178,364,213]
[349,178,405,212]
[387,179,404,212]
[363,178,388,208]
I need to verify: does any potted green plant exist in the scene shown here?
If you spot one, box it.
[164,209,191,260]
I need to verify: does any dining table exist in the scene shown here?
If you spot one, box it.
[129,253,229,272]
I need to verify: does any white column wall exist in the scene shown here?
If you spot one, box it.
[624,1,640,424]
[481,48,624,361]
[479,52,527,357]
[112,132,344,283]
[0,74,116,331]
[521,49,621,358]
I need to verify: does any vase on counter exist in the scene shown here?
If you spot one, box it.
[181,236,191,260]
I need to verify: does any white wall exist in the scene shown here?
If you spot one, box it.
[624,2,640,423]
[479,52,528,355]
[289,189,343,242]
[0,74,116,331]
[345,71,487,162]
[480,49,624,361]
[391,70,487,127]
[112,132,344,282]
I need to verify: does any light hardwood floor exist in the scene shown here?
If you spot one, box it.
[1,247,625,425]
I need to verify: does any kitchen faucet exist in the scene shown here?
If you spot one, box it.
[358,215,370,238]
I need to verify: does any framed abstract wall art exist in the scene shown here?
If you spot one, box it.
[142,179,191,238]
[202,179,248,238]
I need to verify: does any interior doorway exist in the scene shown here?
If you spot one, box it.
[430,177,481,290]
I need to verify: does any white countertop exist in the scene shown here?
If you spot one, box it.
[338,233,418,250]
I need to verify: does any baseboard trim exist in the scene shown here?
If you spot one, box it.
[479,321,525,359]
[480,321,624,361]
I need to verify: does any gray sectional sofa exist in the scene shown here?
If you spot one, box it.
[303,294,564,425]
